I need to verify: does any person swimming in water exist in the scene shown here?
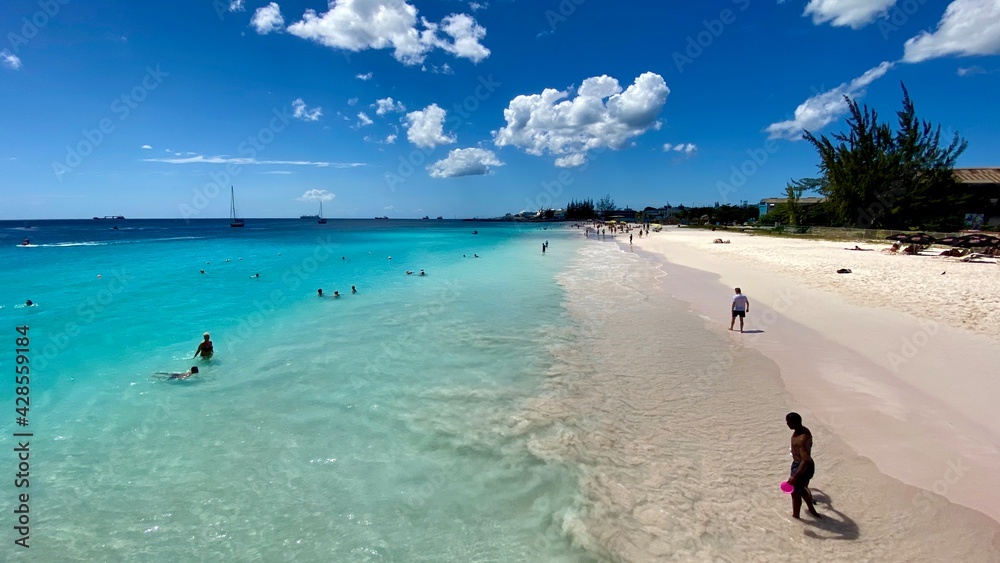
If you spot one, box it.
[351,285,357,294]
[333,291,340,298]
[419,269,425,276]
[194,332,214,359]
[156,366,199,380]
[318,289,325,297]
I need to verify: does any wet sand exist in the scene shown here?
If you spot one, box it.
[521,235,1000,561]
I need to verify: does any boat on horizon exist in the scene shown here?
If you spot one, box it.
[375,216,389,220]
[318,201,327,224]
[93,215,125,220]
[230,186,245,228]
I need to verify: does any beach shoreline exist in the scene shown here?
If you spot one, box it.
[627,226,1000,525]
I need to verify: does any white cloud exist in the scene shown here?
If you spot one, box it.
[404,104,456,148]
[285,0,489,66]
[469,2,488,11]
[493,72,669,167]
[229,0,245,12]
[428,148,503,178]
[298,189,335,202]
[252,3,284,35]
[663,143,697,157]
[261,170,293,174]
[386,134,397,144]
[141,144,153,150]
[958,65,993,76]
[803,0,897,29]
[374,97,406,116]
[142,154,364,167]
[1,50,22,70]
[903,0,1000,63]
[765,61,894,140]
[554,154,587,168]
[357,112,373,126]
[347,97,359,106]
[292,98,323,121]
[356,72,373,81]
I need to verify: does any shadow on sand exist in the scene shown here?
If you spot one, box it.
[740,329,766,334]
[800,489,859,540]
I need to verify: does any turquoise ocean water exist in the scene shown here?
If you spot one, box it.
[1,219,593,561]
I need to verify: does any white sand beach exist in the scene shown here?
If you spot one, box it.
[524,233,1000,561]
[628,227,1000,527]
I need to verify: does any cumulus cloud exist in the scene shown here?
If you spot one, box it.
[374,97,406,116]
[252,2,285,34]
[663,143,697,157]
[357,112,373,126]
[298,189,335,202]
[285,0,489,66]
[765,61,894,140]
[292,98,322,121]
[229,0,245,12]
[404,104,456,148]
[428,148,503,178]
[493,72,669,167]
[347,97,359,106]
[386,134,397,144]
[356,72,373,80]
[1,50,22,70]
[141,144,153,149]
[902,0,1000,63]
[803,0,897,29]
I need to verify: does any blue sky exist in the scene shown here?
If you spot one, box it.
[1,0,999,219]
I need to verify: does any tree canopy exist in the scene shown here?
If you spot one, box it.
[802,83,967,231]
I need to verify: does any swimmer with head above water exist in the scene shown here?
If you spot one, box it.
[333,291,340,298]
[194,332,214,359]
[155,366,199,380]
[351,285,357,294]
[318,289,325,297]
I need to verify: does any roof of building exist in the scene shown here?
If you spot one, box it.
[759,197,826,204]
[953,168,1000,184]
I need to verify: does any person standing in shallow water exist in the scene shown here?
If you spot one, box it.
[194,332,213,359]
[730,287,750,332]
[786,412,821,519]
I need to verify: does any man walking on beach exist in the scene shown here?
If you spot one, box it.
[730,288,749,332]
[786,412,821,519]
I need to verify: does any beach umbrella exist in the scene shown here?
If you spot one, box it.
[904,233,935,245]
[885,233,912,241]
[936,236,963,246]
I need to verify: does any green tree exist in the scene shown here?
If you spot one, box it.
[595,194,617,218]
[803,84,966,230]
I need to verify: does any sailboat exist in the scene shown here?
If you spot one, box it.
[317,201,327,224]
[230,186,245,227]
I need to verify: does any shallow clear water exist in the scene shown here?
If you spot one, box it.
[3,219,591,561]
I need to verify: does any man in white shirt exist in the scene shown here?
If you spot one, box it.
[730,287,750,332]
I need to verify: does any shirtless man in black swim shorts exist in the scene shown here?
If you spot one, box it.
[786,412,821,519]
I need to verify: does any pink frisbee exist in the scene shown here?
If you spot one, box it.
[780,481,794,494]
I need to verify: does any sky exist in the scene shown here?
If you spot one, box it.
[1,0,999,220]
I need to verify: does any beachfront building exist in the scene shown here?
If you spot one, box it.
[642,205,684,223]
[606,208,640,222]
[758,197,826,218]
[953,167,1000,228]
